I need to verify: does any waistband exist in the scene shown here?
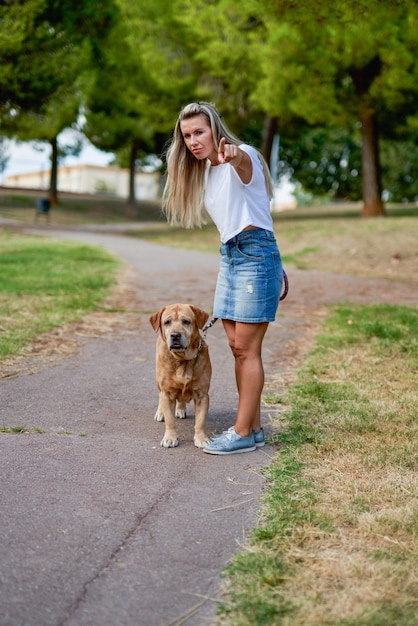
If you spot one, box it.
[224,228,275,246]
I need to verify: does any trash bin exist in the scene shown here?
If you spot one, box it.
[35,198,50,221]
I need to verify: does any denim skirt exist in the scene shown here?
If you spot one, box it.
[213,229,283,323]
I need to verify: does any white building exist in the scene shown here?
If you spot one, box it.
[4,164,160,201]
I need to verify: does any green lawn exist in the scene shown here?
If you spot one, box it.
[0,231,120,358]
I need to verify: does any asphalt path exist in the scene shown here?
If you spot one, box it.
[0,228,291,626]
[1,224,416,626]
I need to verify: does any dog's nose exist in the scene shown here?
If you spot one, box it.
[170,332,181,341]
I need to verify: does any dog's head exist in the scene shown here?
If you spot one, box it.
[149,304,210,353]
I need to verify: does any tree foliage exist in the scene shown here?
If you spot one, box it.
[0,0,119,201]
[279,125,418,203]
[83,20,156,214]
[82,0,200,213]
[176,0,418,214]
[279,126,362,201]
[0,0,417,211]
[251,0,418,213]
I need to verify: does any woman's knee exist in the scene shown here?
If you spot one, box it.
[232,343,260,363]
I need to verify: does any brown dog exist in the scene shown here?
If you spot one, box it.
[149,304,212,448]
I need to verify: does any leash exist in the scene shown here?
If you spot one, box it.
[202,269,289,335]
[202,316,218,335]
[280,269,289,301]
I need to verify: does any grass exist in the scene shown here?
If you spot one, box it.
[215,304,418,625]
[0,425,87,436]
[126,203,418,284]
[0,425,45,434]
[2,191,417,282]
[0,188,165,224]
[0,230,120,358]
[1,193,418,623]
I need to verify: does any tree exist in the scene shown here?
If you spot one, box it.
[247,0,418,216]
[380,138,418,202]
[279,125,362,201]
[278,123,418,203]
[175,0,270,137]
[177,0,418,216]
[84,0,202,214]
[3,82,88,203]
[0,0,120,202]
[0,136,9,176]
[82,10,166,216]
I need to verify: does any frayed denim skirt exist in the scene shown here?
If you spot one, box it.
[213,229,283,323]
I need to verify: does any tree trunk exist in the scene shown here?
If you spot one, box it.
[48,136,59,205]
[126,140,139,218]
[360,110,385,217]
[261,115,278,164]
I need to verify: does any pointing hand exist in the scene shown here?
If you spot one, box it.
[218,137,242,166]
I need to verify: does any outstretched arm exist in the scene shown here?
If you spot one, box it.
[218,138,252,184]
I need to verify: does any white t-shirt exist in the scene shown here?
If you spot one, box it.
[204,144,273,243]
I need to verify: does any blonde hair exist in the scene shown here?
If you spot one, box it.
[162,102,273,228]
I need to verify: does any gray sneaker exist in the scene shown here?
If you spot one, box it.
[210,427,265,448]
[203,428,256,455]
[253,428,265,448]
[209,426,234,442]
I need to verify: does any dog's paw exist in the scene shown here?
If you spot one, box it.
[161,436,179,448]
[194,435,210,449]
[154,410,165,422]
[175,401,187,419]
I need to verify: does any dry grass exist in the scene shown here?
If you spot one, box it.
[276,339,418,625]
[125,203,418,284]
[219,303,417,625]
[277,205,418,284]
[2,193,417,284]
[0,188,164,224]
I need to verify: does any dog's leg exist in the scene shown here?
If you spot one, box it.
[159,393,179,448]
[155,399,186,422]
[175,400,187,419]
[193,393,210,448]
[154,394,165,422]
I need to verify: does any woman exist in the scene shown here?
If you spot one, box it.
[163,102,283,455]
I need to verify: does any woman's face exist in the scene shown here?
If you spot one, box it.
[180,114,218,164]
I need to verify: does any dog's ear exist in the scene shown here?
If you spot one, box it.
[149,308,164,332]
[190,306,210,330]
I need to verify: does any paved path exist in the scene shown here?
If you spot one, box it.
[1,225,416,626]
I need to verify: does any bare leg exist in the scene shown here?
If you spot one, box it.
[222,320,268,437]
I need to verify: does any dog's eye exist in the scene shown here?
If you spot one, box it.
[163,319,171,326]
[182,319,191,326]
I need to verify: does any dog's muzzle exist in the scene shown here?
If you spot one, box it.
[169,332,186,351]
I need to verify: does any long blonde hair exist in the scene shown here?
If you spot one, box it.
[162,102,273,228]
